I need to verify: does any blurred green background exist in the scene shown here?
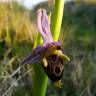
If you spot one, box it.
[0,0,96,96]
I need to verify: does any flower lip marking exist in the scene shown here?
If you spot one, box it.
[21,9,70,83]
[42,42,65,81]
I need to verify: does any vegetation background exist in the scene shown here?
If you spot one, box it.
[0,0,96,96]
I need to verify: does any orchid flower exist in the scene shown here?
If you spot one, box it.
[21,9,70,82]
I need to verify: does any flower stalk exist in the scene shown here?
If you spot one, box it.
[32,35,48,96]
[32,0,65,96]
[51,0,64,41]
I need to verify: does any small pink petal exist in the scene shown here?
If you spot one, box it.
[37,9,53,45]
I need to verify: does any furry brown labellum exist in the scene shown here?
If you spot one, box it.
[43,54,64,81]
[42,43,70,82]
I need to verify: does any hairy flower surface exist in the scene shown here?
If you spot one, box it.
[21,9,70,82]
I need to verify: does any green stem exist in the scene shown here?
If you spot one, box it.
[33,35,48,96]
[32,0,64,96]
[51,0,64,41]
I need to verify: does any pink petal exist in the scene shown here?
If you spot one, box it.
[37,9,53,45]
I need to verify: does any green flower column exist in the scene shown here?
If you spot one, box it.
[32,0,64,96]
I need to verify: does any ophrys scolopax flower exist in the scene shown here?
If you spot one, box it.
[21,9,70,85]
